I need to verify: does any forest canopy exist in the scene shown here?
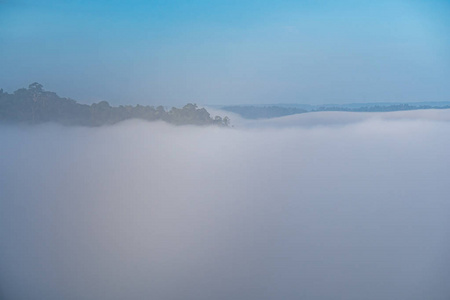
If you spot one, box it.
[0,83,229,127]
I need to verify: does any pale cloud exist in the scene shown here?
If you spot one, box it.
[1,110,450,299]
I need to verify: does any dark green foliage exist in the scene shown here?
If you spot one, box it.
[168,103,220,125]
[0,83,229,127]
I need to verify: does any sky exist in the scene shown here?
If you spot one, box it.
[1,0,450,105]
[1,110,450,299]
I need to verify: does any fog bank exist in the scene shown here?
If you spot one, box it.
[1,111,450,300]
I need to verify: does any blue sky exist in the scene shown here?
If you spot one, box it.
[1,0,449,105]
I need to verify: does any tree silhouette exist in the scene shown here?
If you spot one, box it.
[0,83,230,127]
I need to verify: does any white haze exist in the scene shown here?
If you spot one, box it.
[1,110,450,300]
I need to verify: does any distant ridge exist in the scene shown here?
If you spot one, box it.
[222,102,450,119]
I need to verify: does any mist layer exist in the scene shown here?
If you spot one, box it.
[1,111,450,300]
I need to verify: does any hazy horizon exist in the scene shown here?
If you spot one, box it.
[3,82,450,108]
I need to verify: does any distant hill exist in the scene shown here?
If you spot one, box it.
[221,105,308,119]
[0,83,229,127]
[222,102,450,119]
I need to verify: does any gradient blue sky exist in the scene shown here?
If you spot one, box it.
[1,0,449,105]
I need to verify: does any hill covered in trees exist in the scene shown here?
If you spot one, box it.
[0,83,229,127]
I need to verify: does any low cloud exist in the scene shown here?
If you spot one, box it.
[1,110,450,300]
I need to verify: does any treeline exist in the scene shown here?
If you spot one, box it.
[0,83,229,126]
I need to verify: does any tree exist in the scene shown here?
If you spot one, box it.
[28,82,43,91]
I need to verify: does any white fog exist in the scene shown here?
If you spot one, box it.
[1,110,450,299]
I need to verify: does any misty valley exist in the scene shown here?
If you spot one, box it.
[3,0,450,298]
